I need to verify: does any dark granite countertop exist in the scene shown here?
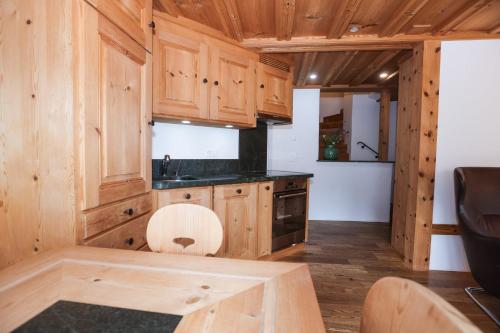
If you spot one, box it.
[152,170,314,190]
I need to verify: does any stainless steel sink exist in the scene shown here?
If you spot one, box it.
[154,175,200,182]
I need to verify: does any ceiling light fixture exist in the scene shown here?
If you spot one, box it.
[225,124,234,128]
[181,120,191,124]
[309,73,318,80]
[349,24,360,33]
[379,72,389,79]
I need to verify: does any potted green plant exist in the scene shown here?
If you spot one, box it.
[322,131,342,160]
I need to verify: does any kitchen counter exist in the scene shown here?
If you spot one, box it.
[0,246,325,332]
[152,170,314,190]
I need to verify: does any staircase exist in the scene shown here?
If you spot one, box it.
[319,112,349,161]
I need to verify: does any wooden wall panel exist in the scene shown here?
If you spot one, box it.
[0,0,77,268]
[378,89,391,161]
[391,41,441,271]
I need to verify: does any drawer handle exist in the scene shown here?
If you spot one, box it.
[214,80,219,86]
[125,237,134,246]
[260,84,264,88]
[265,186,270,191]
[236,189,242,194]
[124,208,134,216]
[184,193,191,199]
[203,78,208,83]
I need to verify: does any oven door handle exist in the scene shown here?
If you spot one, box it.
[274,191,307,199]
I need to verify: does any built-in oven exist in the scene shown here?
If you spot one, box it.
[272,178,307,252]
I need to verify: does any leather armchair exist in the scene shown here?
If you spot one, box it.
[454,167,500,298]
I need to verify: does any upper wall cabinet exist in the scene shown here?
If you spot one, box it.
[80,3,152,210]
[256,62,293,119]
[85,0,153,52]
[152,14,257,128]
[209,42,257,127]
[153,20,209,121]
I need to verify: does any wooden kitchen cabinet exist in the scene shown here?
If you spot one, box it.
[153,187,213,210]
[152,12,257,128]
[79,2,152,210]
[153,19,209,121]
[257,181,274,257]
[213,183,258,259]
[209,42,257,127]
[85,0,152,52]
[256,62,293,119]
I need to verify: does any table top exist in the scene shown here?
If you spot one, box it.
[0,246,325,332]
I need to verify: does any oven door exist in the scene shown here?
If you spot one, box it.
[272,189,307,252]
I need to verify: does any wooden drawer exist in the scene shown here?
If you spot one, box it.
[82,193,152,239]
[215,183,252,199]
[84,213,150,250]
[154,186,212,210]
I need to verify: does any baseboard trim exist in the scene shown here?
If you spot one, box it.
[432,224,460,235]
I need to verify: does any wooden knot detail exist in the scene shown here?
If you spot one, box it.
[173,237,195,248]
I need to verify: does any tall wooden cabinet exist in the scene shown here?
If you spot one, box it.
[153,12,257,128]
[0,0,153,268]
[213,183,258,259]
[80,3,152,210]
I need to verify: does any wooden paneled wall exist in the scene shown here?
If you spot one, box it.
[391,41,441,271]
[0,0,77,268]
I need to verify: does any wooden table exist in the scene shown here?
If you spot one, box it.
[0,246,325,332]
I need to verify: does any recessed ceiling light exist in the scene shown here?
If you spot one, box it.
[309,73,318,80]
[181,120,191,124]
[379,72,389,79]
[225,124,234,128]
[349,24,360,33]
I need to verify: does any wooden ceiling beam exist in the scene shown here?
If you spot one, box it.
[275,0,296,41]
[326,51,359,85]
[321,51,357,86]
[432,0,493,35]
[156,0,181,17]
[350,50,400,86]
[212,1,236,39]
[296,52,318,87]
[319,84,397,93]
[379,0,431,37]
[489,22,500,34]
[327,0,363,39]
[222,0,244,42]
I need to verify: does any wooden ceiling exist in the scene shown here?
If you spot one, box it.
[154,0,500,89]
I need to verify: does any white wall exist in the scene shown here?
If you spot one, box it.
[268,89,394,222]
[430,39,500,271]
[152,122,239,159]
[350,94,380,160]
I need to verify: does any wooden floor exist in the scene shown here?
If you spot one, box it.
[279,220,498,333]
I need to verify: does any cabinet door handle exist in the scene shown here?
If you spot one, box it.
[260,84,264,88]
[124,208,134,216]
[265,186,270,191]
[214,80,219,86]
[125,237,134,246]
[203,78,208,83]
[184,193,191,199]
[236,189,242,194]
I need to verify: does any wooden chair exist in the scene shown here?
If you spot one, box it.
[147,204,223,256]
[361,277,482,333]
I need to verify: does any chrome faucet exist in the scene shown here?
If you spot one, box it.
[161,154,171,177]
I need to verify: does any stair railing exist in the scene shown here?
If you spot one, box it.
[356,141,379,159]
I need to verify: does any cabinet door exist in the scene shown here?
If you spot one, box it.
[80,3,152,210]
[209,45,257,127]
[256,63,292,118]
[85,0,152,52]
[257,182,273,257]
[213,183,258,259]
[153,20,209,120]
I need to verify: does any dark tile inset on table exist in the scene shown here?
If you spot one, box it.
[14,301,183,333]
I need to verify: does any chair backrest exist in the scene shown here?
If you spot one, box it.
[147,204,223,256]
[360,277,481,333]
